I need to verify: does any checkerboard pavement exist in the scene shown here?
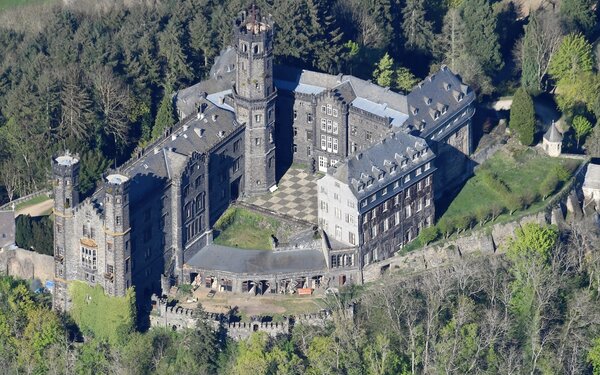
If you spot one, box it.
[245,168,319,224]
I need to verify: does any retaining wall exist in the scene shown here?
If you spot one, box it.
[0,247,54,283]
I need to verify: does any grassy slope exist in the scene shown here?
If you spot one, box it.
[14,194,50,211]
[69,282,136,344]
[440,147,578,223]
[213,207,279,250]
[0,0,50,11]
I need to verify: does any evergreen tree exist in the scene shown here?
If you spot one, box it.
[549,33,594,83]
[402,0,433,51]
[158,19,193,89]
[560,0,596,35]
[460,0,503,75]
[510,87,536,146]
[395,66,419,93]
[152,90,176,140]
[189,11,218,69]
[373,53,395,88]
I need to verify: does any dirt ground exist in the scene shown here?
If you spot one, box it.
[178,288,327,317]
[16,199,53,217]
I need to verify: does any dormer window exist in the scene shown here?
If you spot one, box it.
[458,92,464,102]
[242,43,248,53]
[391,165,397,173]
[412,107,418,115]
[442,105,448,114]
[367,179,373,187]
[421,119,426,129]
[424,97,432,105]
[358,184,364,192]
[434,111,440,120]
[445,82,451,91]
[378,173,384,180]
[253,44,259,54]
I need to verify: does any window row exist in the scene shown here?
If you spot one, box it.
[320,119,339,134]
[320,135,339,153]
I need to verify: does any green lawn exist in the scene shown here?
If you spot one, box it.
[439,146,579,227]
[213,207,279,250]
[0,0,51,11]
[14,194,50,211]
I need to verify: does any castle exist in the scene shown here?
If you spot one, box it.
[51,6,475,311]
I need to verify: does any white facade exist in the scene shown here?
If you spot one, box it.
[317,174,359,246]
[583,164,600,212]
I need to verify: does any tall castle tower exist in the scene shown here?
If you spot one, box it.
[52,152,80,311]
[103,173,132,297]
[233,4,277,196]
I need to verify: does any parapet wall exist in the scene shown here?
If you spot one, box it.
[149,295,335,340]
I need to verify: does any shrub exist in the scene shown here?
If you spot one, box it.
[539,172,559,199]
[438,218,456,239]
[419,227,439,246]
[455,215,474,232]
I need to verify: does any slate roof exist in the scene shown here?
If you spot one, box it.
[406,65,475,137]
[584,164,600,191]
[329,131,434,199]
[0,210,15,249]
[80,96,242,211]
[544,121,563,143]
[273,65,410,121]
[186,244,327,275]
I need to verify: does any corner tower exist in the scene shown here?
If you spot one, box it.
[103,173,131,297]
[233,5,277,196]
[52,152,80,311]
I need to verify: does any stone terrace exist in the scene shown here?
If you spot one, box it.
[245,168,318,224]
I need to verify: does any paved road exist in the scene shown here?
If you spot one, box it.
[15,199,54,217]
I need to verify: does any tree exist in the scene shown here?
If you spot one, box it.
[549,33,594,83]
[516,10,563,93]
[395,66,419,93]
[509,87,536,145]
[584,123,600,156]
[373,53,395,88]
[78,151,110,198]
[92,67,132,147]
[402,0,433,51]
[189,11,217,68]
[59,68,94,141]
[152,90,176,140]
[419,226,438,246]
[435,8,493,94]
[572,116,593,148]
[588,337,600,374]
[460,0,503,75]
[560,0,596,35]
[158,18,192,88]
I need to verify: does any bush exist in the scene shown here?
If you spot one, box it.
[455,215,474,232]
[419,227,439,246]
[15,215,53,255]
[438,218,456,239]
[539,172,559,199]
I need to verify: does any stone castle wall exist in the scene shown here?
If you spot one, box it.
[0,247,54,283]
[362,211,548,282]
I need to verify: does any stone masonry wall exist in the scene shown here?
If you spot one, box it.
[0,247,54,283]
[362,211,548,282]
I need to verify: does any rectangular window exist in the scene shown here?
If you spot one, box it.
[327,104,332,115]
[333,138,338,153]
[384,218,390,232]
[321,135,327,150]
[293,127,298,136]
[327,136,333,152]
[404,175,411,183]
[416,168,422,176]
[327,119,333,133]
[349,232,355,245]
[81,247,97,270]
[426,198,431,207]
[321,105,326,113]
[332,122,338,134]
[307,113,313,123]
[318,156,328,170]
[306,130,313,141]
[255,138,261,146]
[425,162,431,171]
[426,175,432,186]
[405,205,412,218]
[335,207,342,219]
[321,119,327,131]
[255,114,262,123]
[333,108,338,117]
[366,131,372,141]
[395,211,401,226]
[347,200,355,208]
[335,225,342,239]
[293,110,297,120]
